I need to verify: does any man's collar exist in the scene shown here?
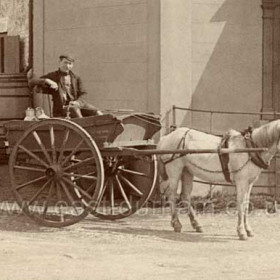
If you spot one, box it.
[58,69,70,76]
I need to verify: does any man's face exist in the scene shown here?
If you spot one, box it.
[59,58,74,73]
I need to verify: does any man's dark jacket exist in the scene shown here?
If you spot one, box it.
[31,70,87,117]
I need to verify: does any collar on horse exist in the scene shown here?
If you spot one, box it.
[241,126,270,170]
[219,126,269,183]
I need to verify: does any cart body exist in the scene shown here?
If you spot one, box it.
[3,113,161,227]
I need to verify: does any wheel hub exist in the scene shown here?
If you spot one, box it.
[105,158,123,176]
[46,165,63,181]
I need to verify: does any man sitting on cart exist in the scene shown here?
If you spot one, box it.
[29,54,103,118]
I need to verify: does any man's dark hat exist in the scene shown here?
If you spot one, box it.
[59,54,75,62]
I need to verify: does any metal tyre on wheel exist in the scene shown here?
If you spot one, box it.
[91,153,158,220]
[9,118,104,227]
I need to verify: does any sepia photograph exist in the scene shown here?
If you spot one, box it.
[0,0,280,279]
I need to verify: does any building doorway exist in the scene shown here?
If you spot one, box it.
[0,0,32,73]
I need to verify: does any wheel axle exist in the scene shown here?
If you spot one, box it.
[45,165,63,180]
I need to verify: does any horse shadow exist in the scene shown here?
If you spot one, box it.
[81,217,237,243]
[0,212,237,242]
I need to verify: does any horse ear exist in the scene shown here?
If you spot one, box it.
[169,125,177,132]
[240,126,253,137]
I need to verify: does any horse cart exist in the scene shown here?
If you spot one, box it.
[1,111,271,241]
[2,113,161,227]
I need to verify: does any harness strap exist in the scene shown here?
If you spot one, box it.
[244,136,269,169]
[241,127,269,169]
[217,133,232,183]
[163,129,191,165]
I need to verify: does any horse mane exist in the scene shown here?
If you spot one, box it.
[252,120,280,147]
[227,129,240,136]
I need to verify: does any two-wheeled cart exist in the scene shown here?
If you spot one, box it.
[3,113,161,227]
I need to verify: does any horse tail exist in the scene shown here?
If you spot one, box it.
[158,157,168,181]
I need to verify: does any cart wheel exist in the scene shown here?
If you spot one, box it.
[9,118,104,227]
[91,154,158,220]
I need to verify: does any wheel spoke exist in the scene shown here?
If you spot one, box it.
[49,125,56,163]
[32,131,52,165]
[63,172,97,181]
[42,181,55,217]
[57,128,70,164]
[18,145,49,168]
[28,178,51,205]
[118,174,143,196]
[59,180,79,215]
[72,182,93,208]
[119,167,146,177]
[14,165,45,173]
[63,157,94,172]
[62,177,93,200]
[56,181,62,201]
[115,175,131,210]
[55,182,65,222]
[85,177,101,193]
[84,170,97,176]
[61,139,84,167]
[16,175,47,191]
[109,179,115,214]
[95,179,107,205]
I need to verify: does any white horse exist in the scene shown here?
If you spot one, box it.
[157,120,280,240]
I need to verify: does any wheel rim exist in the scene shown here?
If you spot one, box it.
[9,118,104,227]
[91,154,158,220]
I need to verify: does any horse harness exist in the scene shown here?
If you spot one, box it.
[217,132,231,182]
[162,129,191,165]
[162,127,269,183]
[219,127,269,182]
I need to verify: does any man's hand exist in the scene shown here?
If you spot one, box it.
[69,101,80,107]
[45,79,58,90]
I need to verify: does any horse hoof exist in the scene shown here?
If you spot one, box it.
[238,234,248,241]
[247,231,254,237]
[171,220,182,233]
[174,227,182,233]
[196,226,203,233]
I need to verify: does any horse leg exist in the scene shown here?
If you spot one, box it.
[181,168,203,233]
[244,183,254,237]
[236,181,250,240]
[167,172,182,233]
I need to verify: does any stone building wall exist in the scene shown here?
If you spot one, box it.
[33,0,160,114]
[161,0,263,134]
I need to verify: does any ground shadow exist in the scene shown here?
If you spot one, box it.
[0,212,71,233]
[82,218,237,243]
[0,211,238,243]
